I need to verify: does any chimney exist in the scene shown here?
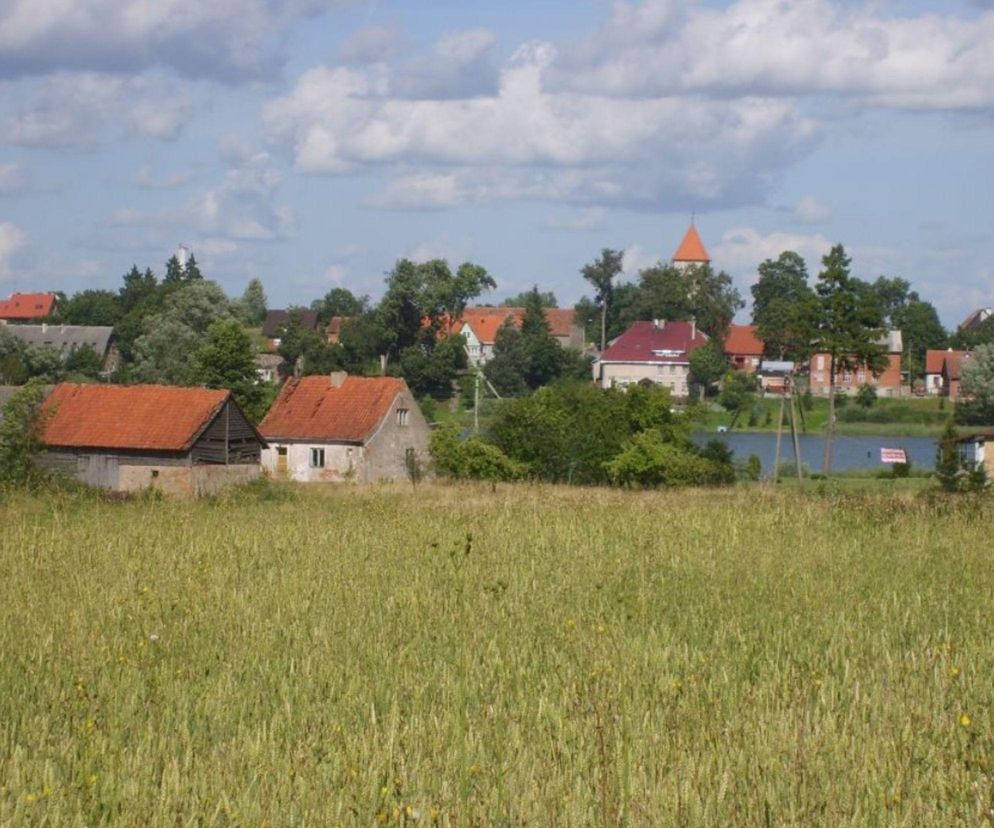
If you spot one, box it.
[690,319,696,339]
[330,371,347,388]
[41,322,47,333]
[654,319,664,330]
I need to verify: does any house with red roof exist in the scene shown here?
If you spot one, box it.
[943,351,973,401]
[672,223,710,270]
[454,306,584,365]
[38,383,265,496]
[258,373,430,483]
[808,330,905,398]
[925,348,970,396]
[593,320,709,398]
[0,292,58,322]
[724,324,764,372]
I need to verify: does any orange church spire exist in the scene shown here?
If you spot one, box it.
[672,222,710,266]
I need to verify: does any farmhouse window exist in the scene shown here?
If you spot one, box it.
[310,448,325,468]
[397,408,409,427]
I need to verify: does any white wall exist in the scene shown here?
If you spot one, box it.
[262,442,361,483]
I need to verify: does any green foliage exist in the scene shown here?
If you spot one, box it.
[192,318,274,422]
[718,370,759,427]
[64,345,104,379]
[580,249,623,351]
[429,426,524,482]
[130,281,233,385]
[605,430,733,488]
[311,287,367,325]
[398,333,467,400]
[856,383,877,409]
[687,342,727,398]
[958,344,994,424]
[56,289,122,326]
[934,420,962,492]
[238,278,268,326]
[489,382,690,485]
[744,453,762,481]
[484,288,588,396]
[751,251,817,361]
[0,381,49,487]
[501,290,557,308]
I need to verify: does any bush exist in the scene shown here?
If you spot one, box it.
[606,431,734,488]
[429,426,524,482]
[856,384,877,409]
[743,454,762,481]
[0,381,50,488]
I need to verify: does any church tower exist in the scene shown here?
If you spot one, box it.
[672,222,710,271]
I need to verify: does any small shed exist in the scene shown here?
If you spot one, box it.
[39,383,266,497]
[952,430,994,479]
[258,372,430,483]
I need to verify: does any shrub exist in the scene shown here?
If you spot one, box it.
[606,431,734,488]
[429,426,524,482]
[856,384,877,409]
[0,381,50,488]
[744,454,762,481]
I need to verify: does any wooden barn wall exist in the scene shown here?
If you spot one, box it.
[191,400,263,465]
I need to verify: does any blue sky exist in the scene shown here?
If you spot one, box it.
[0,0,992,326]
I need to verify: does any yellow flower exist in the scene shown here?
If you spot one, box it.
[960,713,972,727]
[25,794,36,804]
[87,775,98,786]
[950,666,961,678]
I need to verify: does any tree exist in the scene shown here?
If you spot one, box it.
[718,371,758,427]
[57,289,122,326]
[681,264,744,341]
[239,278,268,326]
[184,253,203,281]
[311,287,367,325]
[193,318,272,422]
[164,255,185,284]
[130,281,233,385]
[688,342,727,400]
[751,252,818,361]
[0,381,49,486]
[483,320,528,397]
[632,264,692,325]
[398,332,467,400]
[581,249,623,352]
[856,383,877,409]
[502,290,557,308]
[65,345,104,379]
[935,420,962,492]
[893,297,947,379]
[119,265,159,313]
[813,245,887,474]
[959,343,994,423]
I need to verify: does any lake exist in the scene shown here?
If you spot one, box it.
[693,431,938,473]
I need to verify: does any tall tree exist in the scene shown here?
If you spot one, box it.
[193,318,270,421]
[311,287,367,324]
[813,245,887,474]
[239,278,268,326]
[57,289,123,326]
[163,255,185,284]
[687,342,727,401]
[682,263,744,341]
[501,290,558,308]
[581,249,623,352]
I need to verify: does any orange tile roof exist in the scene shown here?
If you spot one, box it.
[672,224,710,263]
[41,384,231,451]
[724,324,763,356]
[945,352,972,381]
[0,292,57,320]
[258,375,408,442]
[457,306,577,344]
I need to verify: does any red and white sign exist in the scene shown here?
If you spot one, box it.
[881,448,908,464]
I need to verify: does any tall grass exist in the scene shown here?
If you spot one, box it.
[2,483,993,825]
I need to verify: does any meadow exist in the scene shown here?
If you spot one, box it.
[2,482,993,825]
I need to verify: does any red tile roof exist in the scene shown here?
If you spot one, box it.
[945,351,972,381]
[672,224,710,263]
[41,384,231,451]
[0,292,57,320]
[600,320,710,364]
[724,324,763,356]
[926,349,967,374]
[455,306,577,344]
[258,375,408,442]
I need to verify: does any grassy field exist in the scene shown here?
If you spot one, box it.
[2,482,994,825]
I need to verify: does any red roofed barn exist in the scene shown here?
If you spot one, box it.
[39,384,265,496]
[0,292,58,322]
[258,373,430,482]
[594,320,709,397]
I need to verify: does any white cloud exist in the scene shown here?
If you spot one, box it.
[552,0,994,111]
[621,243,662,277]
[0,0,356,81]
[714,226,833,274]
[0,222,27,279]
[0,162,27,195]
[390,28,499,99]
[794,195,833,225]
[5,72,193,148]
[266,43,817,210]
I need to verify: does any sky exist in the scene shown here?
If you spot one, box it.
[0,0,992,327]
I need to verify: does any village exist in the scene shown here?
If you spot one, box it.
[0,224,994,496]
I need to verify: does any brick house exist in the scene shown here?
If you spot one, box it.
[724,324,764,372]
[38,384,265,496]
[258,373,430,483]
[943,351,973,401]
[808,330,904,398]
[925,349,970,396]
[593,320,709,398]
